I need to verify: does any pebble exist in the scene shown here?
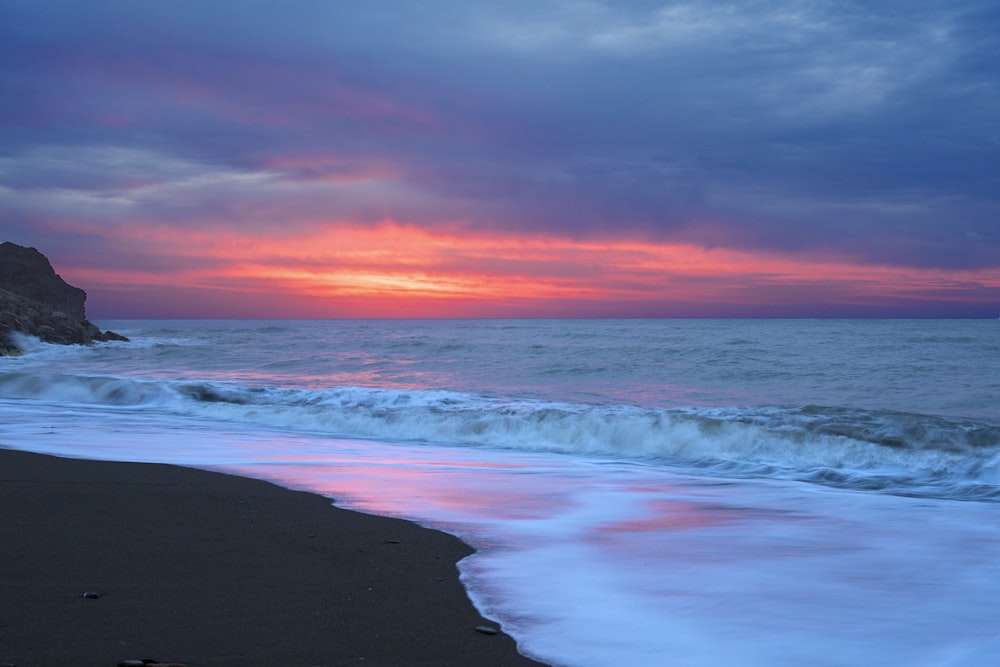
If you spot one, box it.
[474,625,499,635]
[80,591,101,599]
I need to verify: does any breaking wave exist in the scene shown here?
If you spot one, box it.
[2,370,998,500]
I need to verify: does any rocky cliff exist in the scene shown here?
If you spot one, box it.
[0,242,128,355]
[0,242,87,319]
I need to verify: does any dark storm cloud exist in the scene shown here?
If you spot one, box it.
[1,0,998,271]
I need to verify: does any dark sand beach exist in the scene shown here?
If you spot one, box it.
[0,448,548,667]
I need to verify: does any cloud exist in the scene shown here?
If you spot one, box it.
[57,220,1000,318]
[1,0,998,316]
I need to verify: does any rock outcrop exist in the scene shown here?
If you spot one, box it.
[0,242,87,319]
[0,242,128,355]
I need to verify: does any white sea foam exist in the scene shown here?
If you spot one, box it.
[3,318,1000,666]
[3,397,999,667]
[1,369,997,499]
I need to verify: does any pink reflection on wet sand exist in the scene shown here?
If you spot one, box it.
[224,447,587,532]
[222,443,790,567]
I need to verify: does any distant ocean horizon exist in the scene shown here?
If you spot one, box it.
[3,318,999,666]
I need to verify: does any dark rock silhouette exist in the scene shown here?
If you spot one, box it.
[0,242,127,355]
[0,242,87,319]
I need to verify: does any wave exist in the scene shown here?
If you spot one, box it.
[2,370,998,500]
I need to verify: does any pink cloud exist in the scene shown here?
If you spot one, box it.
[51,219,1000,319]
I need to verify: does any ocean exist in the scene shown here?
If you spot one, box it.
[2,318,999,666]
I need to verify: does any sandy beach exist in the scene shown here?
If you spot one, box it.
[0,448,547,667]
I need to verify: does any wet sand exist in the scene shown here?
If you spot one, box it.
[0,448,548,667]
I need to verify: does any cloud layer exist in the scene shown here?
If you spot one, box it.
[2,1,998,316]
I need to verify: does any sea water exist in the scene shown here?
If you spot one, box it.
[2,319,999,666]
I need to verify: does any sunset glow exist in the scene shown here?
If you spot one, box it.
[3,2,998,318]
[58,221,1000,318]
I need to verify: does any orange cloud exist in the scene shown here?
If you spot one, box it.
[58,220,1000,318]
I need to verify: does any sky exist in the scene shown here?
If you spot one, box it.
[1,0,998,318]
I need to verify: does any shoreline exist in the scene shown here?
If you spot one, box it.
[0,448,548,667]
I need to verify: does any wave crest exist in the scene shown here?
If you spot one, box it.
[2,372,998,499]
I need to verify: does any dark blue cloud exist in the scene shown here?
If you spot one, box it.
[1,0,998,274]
